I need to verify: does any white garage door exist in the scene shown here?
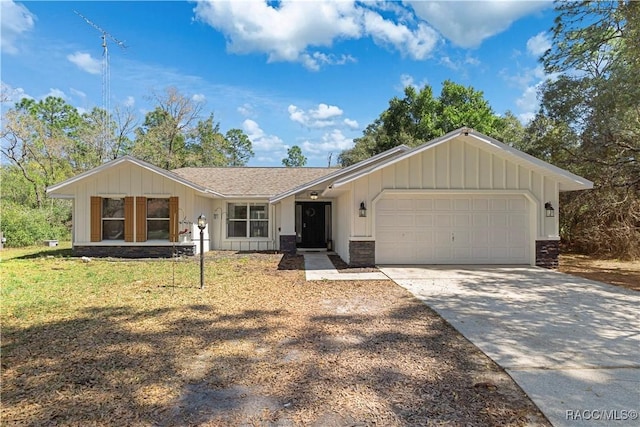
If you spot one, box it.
[376,194,530,264]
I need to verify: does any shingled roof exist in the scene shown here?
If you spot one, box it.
[171,167,336,197]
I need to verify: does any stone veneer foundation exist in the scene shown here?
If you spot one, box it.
[73,245,195,258]
[279,235,297,254]
[349,240,375,267]
[535,240,560,269]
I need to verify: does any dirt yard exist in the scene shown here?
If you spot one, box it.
[1,250,549,426]
[559,254,640,291]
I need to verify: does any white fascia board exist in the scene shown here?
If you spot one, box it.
[47,194,76,199]
[46,156,131,193]
[332,127,593,191]
[223,194,275,199]
[269,144,410,203]
[46,155,222,197]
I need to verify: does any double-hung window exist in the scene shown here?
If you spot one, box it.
[102,198,125,240]
[227,203,269,238]
[147,198,170,240]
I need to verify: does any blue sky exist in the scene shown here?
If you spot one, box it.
[1,1,556,167]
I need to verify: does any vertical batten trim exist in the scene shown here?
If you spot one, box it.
[476,146,480,189]
[432,149,436,189]
[447,143,451,189]
[418,152,423,189]
[503,158,507,189]
[462,143,466,189]
[489,154,494,188]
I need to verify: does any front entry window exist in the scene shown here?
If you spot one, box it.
[102,198,124,240]
[227,203,269,238]
[147,198,170,240]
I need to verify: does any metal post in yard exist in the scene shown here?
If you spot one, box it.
[197,214,207,289]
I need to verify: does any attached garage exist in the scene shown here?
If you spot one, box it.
[326,128,593,268]
[375,193,531,264]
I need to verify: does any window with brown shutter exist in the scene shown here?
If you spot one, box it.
[136,197,147,242]
[169,196,179,242]
[90,197,102,242]
[124,197,134,242]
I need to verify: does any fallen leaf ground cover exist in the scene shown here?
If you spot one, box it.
[1,244,549,426]
[559,254,640,291]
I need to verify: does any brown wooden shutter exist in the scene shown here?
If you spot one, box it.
[169,196,179,242]
[136,197,147,242]
[124,197,134,242]
[90,197,102,242]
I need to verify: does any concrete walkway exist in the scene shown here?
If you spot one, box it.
[380,265,640,427]
[303,252,388,281]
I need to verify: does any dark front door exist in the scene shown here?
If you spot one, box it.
[298,202,328,248]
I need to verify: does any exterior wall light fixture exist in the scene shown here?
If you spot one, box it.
[359,201,367,217]
[544,202,555,218]
[310,191,319,200]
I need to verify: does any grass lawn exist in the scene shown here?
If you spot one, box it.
[1,243,549,426]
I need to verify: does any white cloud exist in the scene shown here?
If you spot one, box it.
[242,119,285,151]
[192,93,206,103]
[526,31,551,57]
[363,9,439,60]
[465,56,481,66]
[0,0,36,54]
[501,61,559,124]
[300,52,356,71]
[193,1,551,67]
[408,1,550,48]
[313,103,343,120]
[237,103,254,116]
[516,85,539,111]
[69,88,87,99]
[301,129,354,154]
[501,65,547,88]
[398,73,429,92]
[193,1,440,69]
[400,73,416,89]
[123,96,135,107]
[67,52,101,75]
[194,0,361,69]
[0,81,32,104]
[518,111,536,124]
[288,103,345,128]
[440,56,458,71]
[344,118,359,129]
[45,88,66,99]
[514,84,542,124]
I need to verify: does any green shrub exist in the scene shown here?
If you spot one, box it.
[0,201,71,247]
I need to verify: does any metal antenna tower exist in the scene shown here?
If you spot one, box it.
[74,10,126,147]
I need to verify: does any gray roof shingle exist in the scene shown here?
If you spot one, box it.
[171,167,336,197]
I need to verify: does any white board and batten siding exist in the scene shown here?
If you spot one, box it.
[348,136,560,265]
[68,162,200,244]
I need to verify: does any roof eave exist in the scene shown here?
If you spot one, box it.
[269,145,410,203]
[467,131,594,192]
[332,128,594,191]
[46,155,217,197]
[332,129,465,188]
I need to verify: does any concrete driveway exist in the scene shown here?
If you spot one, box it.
[379,265,640,427]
